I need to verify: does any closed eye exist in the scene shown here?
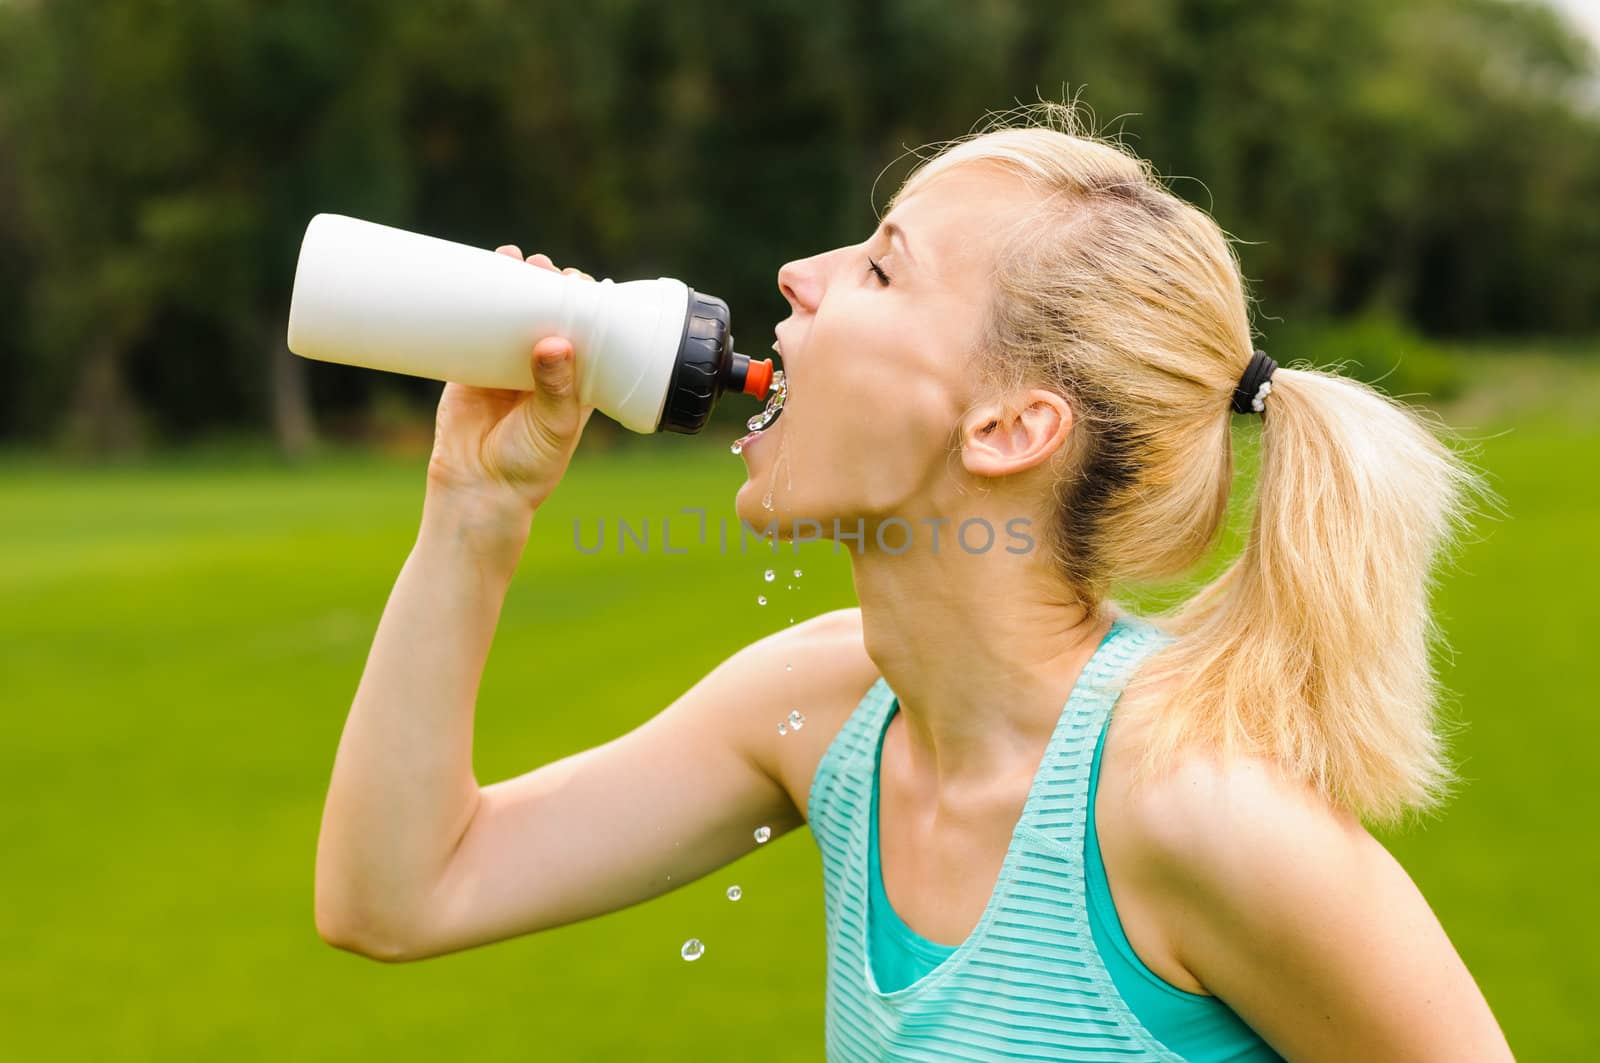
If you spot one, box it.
[867,257,890,287]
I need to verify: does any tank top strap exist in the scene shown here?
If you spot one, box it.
[808,673,898,932]
[1018,613,1177,853]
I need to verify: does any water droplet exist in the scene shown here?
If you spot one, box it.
[757,595,767,606]
[785,663,792,672]
[793,569,803,578]
[777,722,788,736]
[754,825,771,844]
[763,569,775,582]
[726,885,742,902]
[730,440,743,455]
[788,617,795,624]
[788,710,806,731]
[680,938,705,962]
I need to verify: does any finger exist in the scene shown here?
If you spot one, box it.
[527,253,558,272]
[561,266,595,282]
[531,337,575,395]
[524,337,582,449]
[495,244,523,260]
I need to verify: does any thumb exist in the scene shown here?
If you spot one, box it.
[524,337,582,445]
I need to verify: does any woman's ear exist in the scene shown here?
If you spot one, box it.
[960,389,1073,478]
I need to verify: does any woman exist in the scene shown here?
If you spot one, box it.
[314,108,1513,1060]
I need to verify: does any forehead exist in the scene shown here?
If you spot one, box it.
[884,163,1036,281]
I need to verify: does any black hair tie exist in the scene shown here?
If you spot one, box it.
[1231,349,1278,415]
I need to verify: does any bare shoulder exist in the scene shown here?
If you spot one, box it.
[1099,677,1367,891]
[1105,729,1386,972]
[1103,729,1510,1058]
[726,607,877,820]
[1095,712,1366,994]
[1117,746,1369,885]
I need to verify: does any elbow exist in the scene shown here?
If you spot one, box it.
[315,913,420,964]
[312,819,474,964]
[314,894,423,964]
[314,845,423,962]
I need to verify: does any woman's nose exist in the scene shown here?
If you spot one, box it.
[778,256,819,315]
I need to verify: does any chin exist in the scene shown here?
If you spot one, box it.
[732,481,792,534]
[733,485,814,543]
[732,481,763,526]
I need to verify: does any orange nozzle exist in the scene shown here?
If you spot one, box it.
[742,357,774,398]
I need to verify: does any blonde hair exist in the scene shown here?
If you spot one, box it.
[889,103,1497,826]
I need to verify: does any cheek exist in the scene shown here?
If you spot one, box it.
[804,354,950,444]
[829,375,962,511]
[812,318,939,411]
[795,314,968,504]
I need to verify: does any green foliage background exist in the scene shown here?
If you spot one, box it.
[0,0,1597,453]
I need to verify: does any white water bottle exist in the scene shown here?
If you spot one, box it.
[285,213,774,433]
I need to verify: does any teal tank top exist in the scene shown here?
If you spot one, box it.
[808,613,1285,1060]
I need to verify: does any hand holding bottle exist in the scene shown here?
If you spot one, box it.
[423,247,597,529]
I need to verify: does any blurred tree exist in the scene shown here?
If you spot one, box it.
[0,0,1594,454]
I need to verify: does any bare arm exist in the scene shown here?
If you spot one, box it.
[406,612,834,959]
[310,242,613,958]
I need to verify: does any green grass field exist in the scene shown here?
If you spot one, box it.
[2,352,1595,1060]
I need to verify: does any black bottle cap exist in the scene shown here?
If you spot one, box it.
[659,288,734,434]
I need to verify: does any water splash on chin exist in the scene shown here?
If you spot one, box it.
[760,428,790,512]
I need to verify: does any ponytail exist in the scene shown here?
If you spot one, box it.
[1126,367,1497,824]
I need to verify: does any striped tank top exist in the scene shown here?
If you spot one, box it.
[807,613,1227,1060]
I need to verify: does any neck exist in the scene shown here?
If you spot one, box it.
[849,520,1115,789]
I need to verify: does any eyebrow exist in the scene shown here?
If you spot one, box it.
[880,221,916,266]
